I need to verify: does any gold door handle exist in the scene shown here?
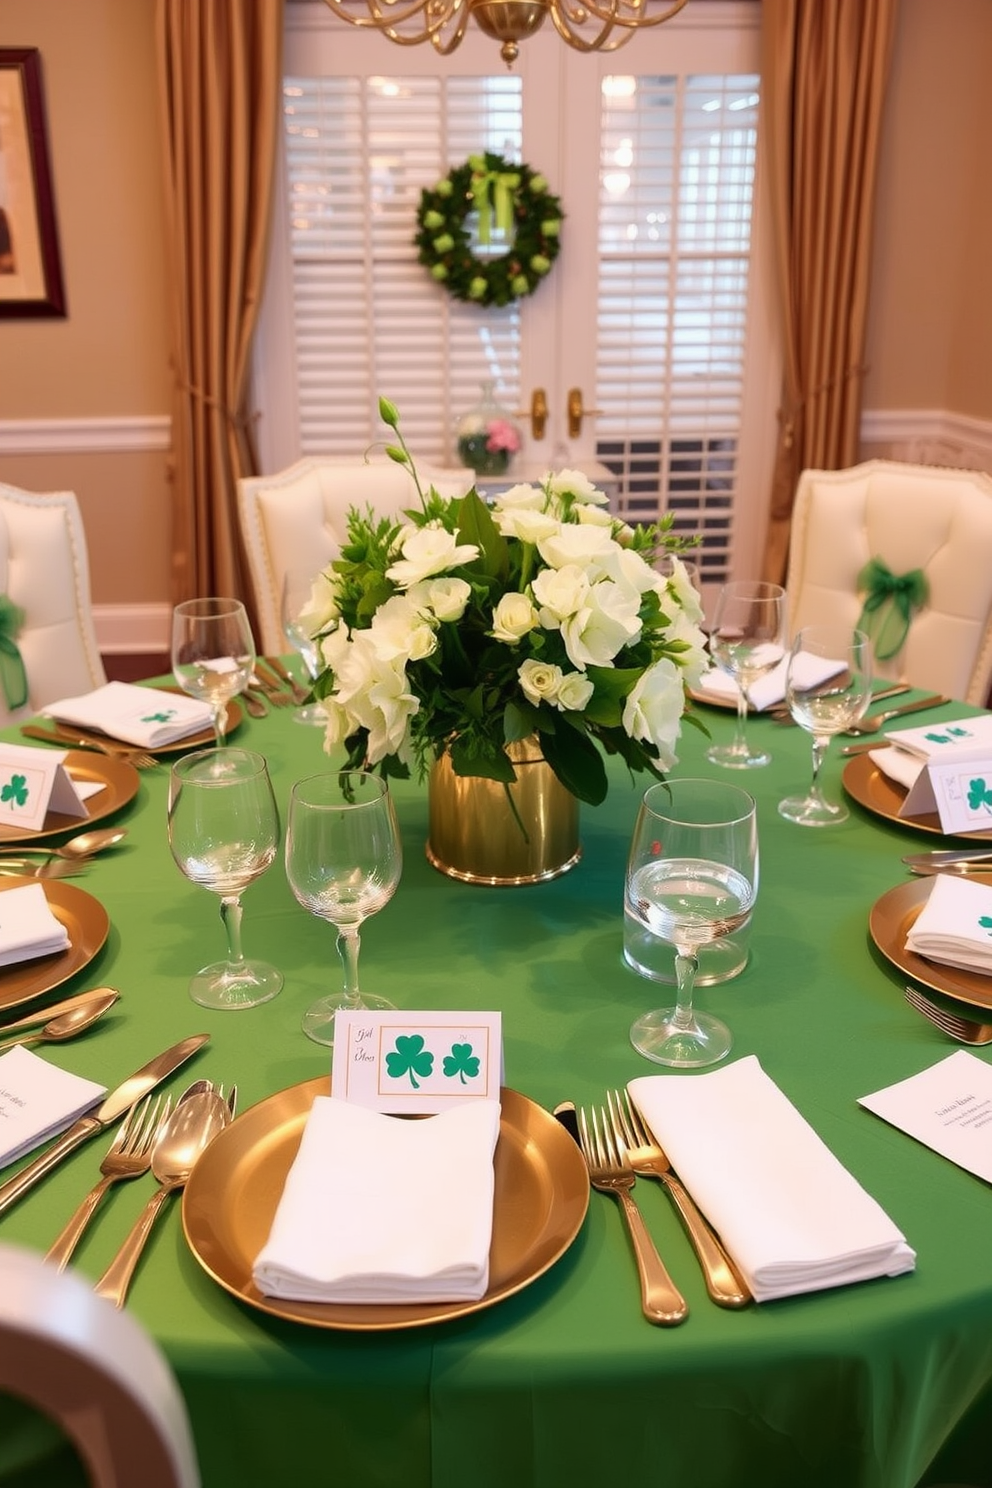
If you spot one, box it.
[567,387,603,439]
[525,388,547,441]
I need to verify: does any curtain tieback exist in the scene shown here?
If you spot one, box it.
[175,375,260,434]
[0,596,28,711]
[856,558,928,661]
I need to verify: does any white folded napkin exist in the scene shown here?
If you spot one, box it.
[46,681,213,747]
[694,651,845,712]
[253,1096,502,1304]
[629,1057,915,1303]
[867,745,925,791]
[905,873,992,973]
[0,1045,106,1168]
[0,881,70,967]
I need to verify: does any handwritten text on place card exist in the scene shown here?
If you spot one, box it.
[332,1010,502,1114]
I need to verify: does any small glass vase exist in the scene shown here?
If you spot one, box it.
[455,381,521,478]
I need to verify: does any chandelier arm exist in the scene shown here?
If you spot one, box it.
[567,0,689,30]
[429,2,473,55]
[322,0,452,40]
[545,4,617,53]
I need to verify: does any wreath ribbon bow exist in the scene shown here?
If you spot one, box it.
[0,595,28,711]
[468,155,520,245]
[856,558,929,661]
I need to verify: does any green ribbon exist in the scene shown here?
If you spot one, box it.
[856,557,929,661]
[0,596,27,711]
[467,155,519,246]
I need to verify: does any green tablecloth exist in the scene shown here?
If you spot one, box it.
[2,692,992,1488]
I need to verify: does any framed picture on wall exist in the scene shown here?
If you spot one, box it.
[0,47,66,318]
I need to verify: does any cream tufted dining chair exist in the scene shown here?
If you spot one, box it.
[237,456,474,655]
[785,460,992,705]
[0,482,107,727]
[0,1243,200,1488]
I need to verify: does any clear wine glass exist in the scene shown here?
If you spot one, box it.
[778,623,873,827]
[280,568,326,727]
[626,777,758,1068]
[705,580,786,769]
[167,747,283,1010]
[171,597,255,748]
[285,770,403,1046]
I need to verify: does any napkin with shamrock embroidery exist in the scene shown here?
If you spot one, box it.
[253,1095,502,1304]
[905,873,992,973]
[0,881,70,966]
[46,681,213,748]
[629,1056,915,1303]
[694,651,845,711]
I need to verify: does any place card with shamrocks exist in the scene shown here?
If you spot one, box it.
[894,726,992,835]
[332,1010,502,1113]
[0,743,90,833]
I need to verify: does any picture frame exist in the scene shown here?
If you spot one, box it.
[0,48,66,318]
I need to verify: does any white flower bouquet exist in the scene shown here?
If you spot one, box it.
[302,399,708,807]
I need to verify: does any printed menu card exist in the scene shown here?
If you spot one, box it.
[859,1051,992,1183]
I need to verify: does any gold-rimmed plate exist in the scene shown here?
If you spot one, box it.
[869,874,992,1012]
[182,1080,589,1331]
[0,876,111,1013]
[0,751,139,846]
[843,754,992,843]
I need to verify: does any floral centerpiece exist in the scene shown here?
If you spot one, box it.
[301,399,708,811]
[456,410,521,477]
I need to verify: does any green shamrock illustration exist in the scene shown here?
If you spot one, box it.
[385,1034,434,1089]
[0,773,29,808]
[980,916,992,938]
[966,777,992,813]
[142,710,176,723]
[443,1042,480,1084]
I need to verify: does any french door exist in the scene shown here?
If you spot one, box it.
[254,0,778,584]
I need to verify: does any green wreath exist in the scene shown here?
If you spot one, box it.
[414,152,563,309]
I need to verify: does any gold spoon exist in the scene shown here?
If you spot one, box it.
[0,827,128,861]
[93,1086,234,1307]
[0,991,119,1053]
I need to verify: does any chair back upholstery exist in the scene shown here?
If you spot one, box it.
[785,460,992,704]
[238,457,474,654]
[0,483,107,725]
[0,1243,199,1488]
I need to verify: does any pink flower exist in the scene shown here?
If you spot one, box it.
[485,419,521,454]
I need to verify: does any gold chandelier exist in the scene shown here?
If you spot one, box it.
[321,0,690,67]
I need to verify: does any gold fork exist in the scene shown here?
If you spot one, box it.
[577,1103,688,1326]
[22,724,159,771]
[607,1089,751,1308]
[250,669,294,708]
[904,984,992,1045]
[45,1095,171,1271]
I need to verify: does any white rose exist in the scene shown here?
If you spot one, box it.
[368,594,436,663]
[385,523,479,588]
[495,506,561,545]
[494,482,545,511]
[556,671,594,712]
[334,633,418,763]
[531,563,590,623]
[662,608,710,690]
[574,503,613,528]
[561,580,642,668]
[518,658,563,706]
[298,571,340,633]
[408,577,471,623]
[320,697,352,752]
[538,522,616,574]
[622,658,685,769]
[546,468,609,506]
[492,592,539,644]
[662,555,705,625]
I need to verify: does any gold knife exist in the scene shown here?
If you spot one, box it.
[262,657,308,704]
[0,1032,209,1217]
[0,987,121,1035]
[20,723,135,756]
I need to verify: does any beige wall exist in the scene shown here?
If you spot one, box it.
[0,0,988,620]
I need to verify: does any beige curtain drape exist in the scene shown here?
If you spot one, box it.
[157,0,283,609]
[760,0,897,583]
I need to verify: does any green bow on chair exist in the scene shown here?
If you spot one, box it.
[467,155,520,246]
[856,558,929,661]
[0,596,28,711]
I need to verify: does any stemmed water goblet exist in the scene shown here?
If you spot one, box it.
[778,623,873,826]
[285,770,403,1046]
[705,580,786,769]
[280,568,326,727]
[171,597,255,749]
[167,747,284,1010]
[626,777,758,1068]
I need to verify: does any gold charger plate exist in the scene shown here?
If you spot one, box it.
[869,874,992,1012]
[0,751,139,846]
[182,1079,589,1331]
[842,754,992,843]
[0,876,111,1013]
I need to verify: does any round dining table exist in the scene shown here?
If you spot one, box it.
[1,682,991,1488]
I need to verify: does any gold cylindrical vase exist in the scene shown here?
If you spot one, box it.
[426,738,581,885]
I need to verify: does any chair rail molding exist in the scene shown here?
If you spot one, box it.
[94,604,171,655]
[860,408,992,474]
[0,416,170,454]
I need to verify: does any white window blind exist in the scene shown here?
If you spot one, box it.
[283,74,523,460]
[595,73,759,580]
